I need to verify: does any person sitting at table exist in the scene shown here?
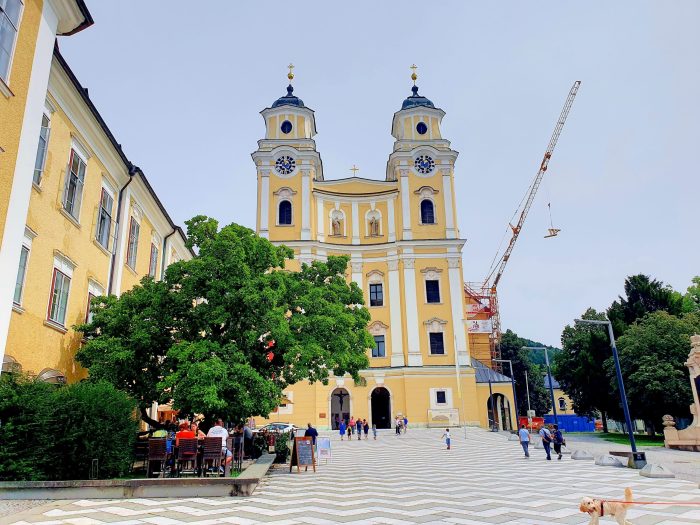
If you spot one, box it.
[206,418,232,468]
[190,422,206,440]
[176,421,195,446]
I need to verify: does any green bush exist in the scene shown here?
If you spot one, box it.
[0,374,138,481]
[274,433,290,463]
[0,375,54,480]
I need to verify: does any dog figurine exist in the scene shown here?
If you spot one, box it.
[579,487,633,524]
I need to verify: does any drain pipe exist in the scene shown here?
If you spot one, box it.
[160,228,177,281]
[107,164,136,295]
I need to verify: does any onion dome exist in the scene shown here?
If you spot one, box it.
[272,84,305,108]
[401,84,435,110]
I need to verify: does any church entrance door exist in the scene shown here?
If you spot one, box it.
[330,388,350,430]
[371,387,391,429]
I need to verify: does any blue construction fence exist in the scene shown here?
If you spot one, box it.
[543,414,596,432]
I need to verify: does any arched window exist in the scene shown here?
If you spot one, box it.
[278,200,292,225]
[420,199,435,224]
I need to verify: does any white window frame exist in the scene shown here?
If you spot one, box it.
[148,242,159,278]
[126,215,140,270]
[32,112,51,186]
[85,280,104,323]
[47,253,75,327]
[95,182,115,251]
[430,388,453,409]
[0,0,23,85]
[424,317,448,356]
[368,321,389,359]
[62,141,89,221]
[366,270,385,307]
[273,187,296,226]
[13,227,35,306]
[421,267,443,304]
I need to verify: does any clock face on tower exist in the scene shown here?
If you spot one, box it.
[414,155,435,174]
[275,155,296,175]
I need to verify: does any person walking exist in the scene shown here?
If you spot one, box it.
[339,419,346,441]
[363,419,369,440]
[372,423,377,440]
[552,424,565,460]
[395,416,401,435]
[518,424,530,458]
[403,416,408,434]
[356,417,362,440]
[538,424,552,460]
[442,428,451,450]
[348,416,355,438]
[346,421,352,440]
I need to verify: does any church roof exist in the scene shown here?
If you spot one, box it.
[272,84,305,108]
[472,358,512,383]
[401,85,435,110]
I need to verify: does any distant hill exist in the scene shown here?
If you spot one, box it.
[521,338,561,366]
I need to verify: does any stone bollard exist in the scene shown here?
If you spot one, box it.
[571,450,594,460]
[640,464,675,478]
[594,454,624,467]
[508,433,520,442]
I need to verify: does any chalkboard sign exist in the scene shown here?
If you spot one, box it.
[289,437,316,473]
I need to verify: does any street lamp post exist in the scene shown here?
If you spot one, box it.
[524,346,558,426]
[493,358,519,431]
[575,318,637,453]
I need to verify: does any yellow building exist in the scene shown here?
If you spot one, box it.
[254,71,514,430]
[2,34,191,381]
[545,375,577,416]
[0,0,94,378]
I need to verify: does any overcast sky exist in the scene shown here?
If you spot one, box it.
[58,1,699,347]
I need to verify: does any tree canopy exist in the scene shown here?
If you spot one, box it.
[607,274,683,337]
[554,307,622,429]
[77,217,373,425]
[499,329,552,417]
[614,311,700,432]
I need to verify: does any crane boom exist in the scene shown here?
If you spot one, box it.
[486,80,581,289]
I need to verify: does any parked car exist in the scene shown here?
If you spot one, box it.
[253,422,298,434]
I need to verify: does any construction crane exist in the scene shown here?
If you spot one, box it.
[465,81,581,369]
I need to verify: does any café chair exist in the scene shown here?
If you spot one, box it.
[146,438,168,478]
[201,437,223,477]
[176,438,198,477]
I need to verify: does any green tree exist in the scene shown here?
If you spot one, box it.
[499,329,551,417]
[614,311,700,433]
[607,274,683,337]
[77,217,373,425]
[681,276,700,313]
[554,307,621,431]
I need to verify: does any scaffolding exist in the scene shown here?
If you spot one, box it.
[464,282,501,372]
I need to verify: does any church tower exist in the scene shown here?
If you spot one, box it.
[252,66,515,431]
[252,65,322,243]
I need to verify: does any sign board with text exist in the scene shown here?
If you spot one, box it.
[289,437,316,473]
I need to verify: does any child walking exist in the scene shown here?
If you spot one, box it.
[442,428,451,450]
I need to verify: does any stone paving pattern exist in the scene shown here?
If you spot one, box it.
[4,428,700,525]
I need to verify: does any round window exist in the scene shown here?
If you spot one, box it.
[416,122,428,135]
[280,120,293,134]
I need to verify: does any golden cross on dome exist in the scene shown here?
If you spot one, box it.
[410,64,418,85]
[287,63,295,82]
[350,165,359,176]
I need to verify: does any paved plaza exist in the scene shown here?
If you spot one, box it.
[4,428,700,525]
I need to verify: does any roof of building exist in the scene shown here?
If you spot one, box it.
[544,375,561,389]
[401,85,435,110]
[52,43,192,256]
[272,84,305,108]
[472,358,512,383]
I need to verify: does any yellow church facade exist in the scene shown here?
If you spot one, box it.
[0,7,191,383]
[254,72,514,430]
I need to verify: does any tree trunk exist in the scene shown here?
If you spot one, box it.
[601,411,609,433]
[140,406,165,430]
